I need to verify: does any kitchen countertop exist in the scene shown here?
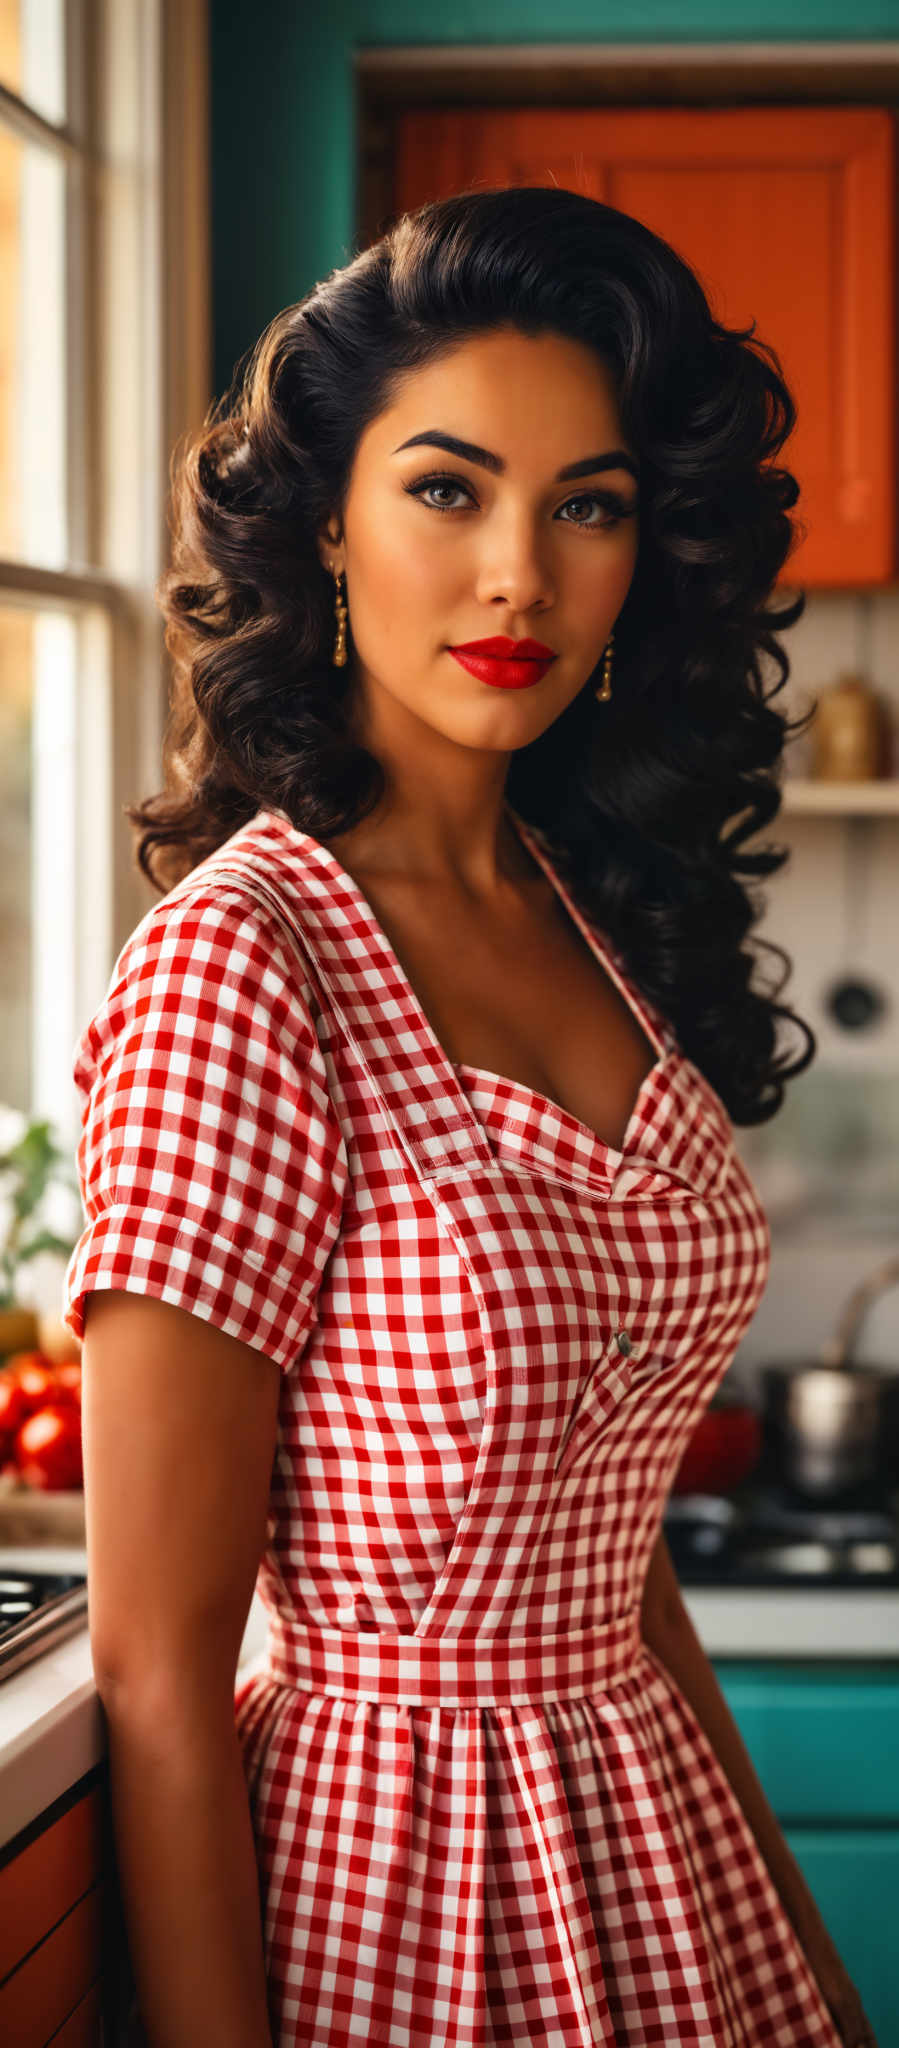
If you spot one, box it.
[1,1542,898,1855]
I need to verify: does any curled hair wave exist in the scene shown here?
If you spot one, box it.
[129,184,816,1125]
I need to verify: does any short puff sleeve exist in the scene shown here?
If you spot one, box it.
[62,883,348,1373]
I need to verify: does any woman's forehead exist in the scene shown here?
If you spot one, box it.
[359,333,632,464]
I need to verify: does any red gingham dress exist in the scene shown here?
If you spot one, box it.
[63,803,842,2048]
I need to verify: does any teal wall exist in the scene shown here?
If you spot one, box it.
[211,2,899,393]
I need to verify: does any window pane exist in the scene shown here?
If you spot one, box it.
[0,123,67,565]
[0,604,32,1112]
[0,0,66,127]
[0,599,78,1118]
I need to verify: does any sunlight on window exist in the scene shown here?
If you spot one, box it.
[0,0,66,128]
[0,123,67,566]
[0,601,78,1116]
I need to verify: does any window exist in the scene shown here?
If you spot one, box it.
[0,0,210,1150]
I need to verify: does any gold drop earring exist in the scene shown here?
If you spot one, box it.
[332,566,348,667]
[595,629,613,702]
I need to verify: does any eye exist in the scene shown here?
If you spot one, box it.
[402,474,473,513]
[561,489,638,528]
[558,491,637,531]
[401,470,638,530]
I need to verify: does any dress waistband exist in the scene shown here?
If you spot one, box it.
[265,1607,644,1707]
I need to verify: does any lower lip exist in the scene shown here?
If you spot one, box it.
[448,649,556,689]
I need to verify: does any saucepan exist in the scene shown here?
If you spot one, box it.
[760,1252,899,1504]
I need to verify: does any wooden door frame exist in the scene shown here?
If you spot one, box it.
[356,39,899,246]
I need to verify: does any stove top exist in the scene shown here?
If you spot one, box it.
[664,1476,899,1588]
[0,1566,88,1682]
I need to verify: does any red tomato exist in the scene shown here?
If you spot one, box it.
[14,1405,84,1491]
[3,1355,79,1418]
[1,1348,50,1376]
[52,1362,82,1403]
[0,1374,29,1441]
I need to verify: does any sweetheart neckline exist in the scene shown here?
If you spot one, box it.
[257,801,675,1161]
[450,1051,677,1165]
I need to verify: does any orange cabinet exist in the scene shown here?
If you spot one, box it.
[0,1767,134,2046]
[394,107,896,588]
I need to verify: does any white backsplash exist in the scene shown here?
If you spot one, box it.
[726,584,899,1393]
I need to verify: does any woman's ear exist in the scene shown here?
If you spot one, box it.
[316,517,343,578]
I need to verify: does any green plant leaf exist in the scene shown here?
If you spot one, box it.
[17,1229,77,1264]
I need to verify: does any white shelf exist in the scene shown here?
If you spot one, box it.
[781,779,899,814]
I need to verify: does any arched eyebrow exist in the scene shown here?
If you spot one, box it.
[391,429,639,484]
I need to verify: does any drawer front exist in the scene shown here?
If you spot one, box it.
[43,1973,103,2047]
[0,1879,105,2046]
[713,1661,899,1821]
[0,1782,105,1981]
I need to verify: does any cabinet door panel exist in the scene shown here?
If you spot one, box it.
[786,1827,899,2048]
[395,106,895,586]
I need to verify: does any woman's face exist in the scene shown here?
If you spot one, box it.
[317,325,640,754]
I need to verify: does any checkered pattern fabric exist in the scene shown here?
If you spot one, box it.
[64,804,841,2047]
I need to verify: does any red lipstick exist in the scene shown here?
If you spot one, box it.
[448,635,557,691]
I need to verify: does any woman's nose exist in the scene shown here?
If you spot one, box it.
[474,550,555,615]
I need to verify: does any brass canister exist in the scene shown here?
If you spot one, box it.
[811,671,891,780]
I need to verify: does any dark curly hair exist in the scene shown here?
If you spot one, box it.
[129,183,817,1126]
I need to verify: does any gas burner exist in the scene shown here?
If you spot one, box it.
[0,1568,88,1682]
[740,1540,839,1577]
[744,1480,899,1543]
[663,1482,899,1586]
[738,1538,898,1579]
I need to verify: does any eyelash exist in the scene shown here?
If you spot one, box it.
[401,470,638,530]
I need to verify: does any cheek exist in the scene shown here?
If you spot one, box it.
[568,539,636,631]
[355,520,405,589]
[594,530,639,609]
[355,511,451,616]
[615,538,639,602]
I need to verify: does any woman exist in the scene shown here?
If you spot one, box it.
[64,187,875,2046]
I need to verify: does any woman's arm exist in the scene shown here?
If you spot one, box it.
[101,1690,274,2048]
[84,1287,280,2048]
[639,1527,877,2045]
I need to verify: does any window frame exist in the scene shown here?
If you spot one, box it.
[0,0,210,1141]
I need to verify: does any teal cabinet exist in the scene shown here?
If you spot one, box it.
[714,1661,899,2047]
[786,1831,899,2044]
